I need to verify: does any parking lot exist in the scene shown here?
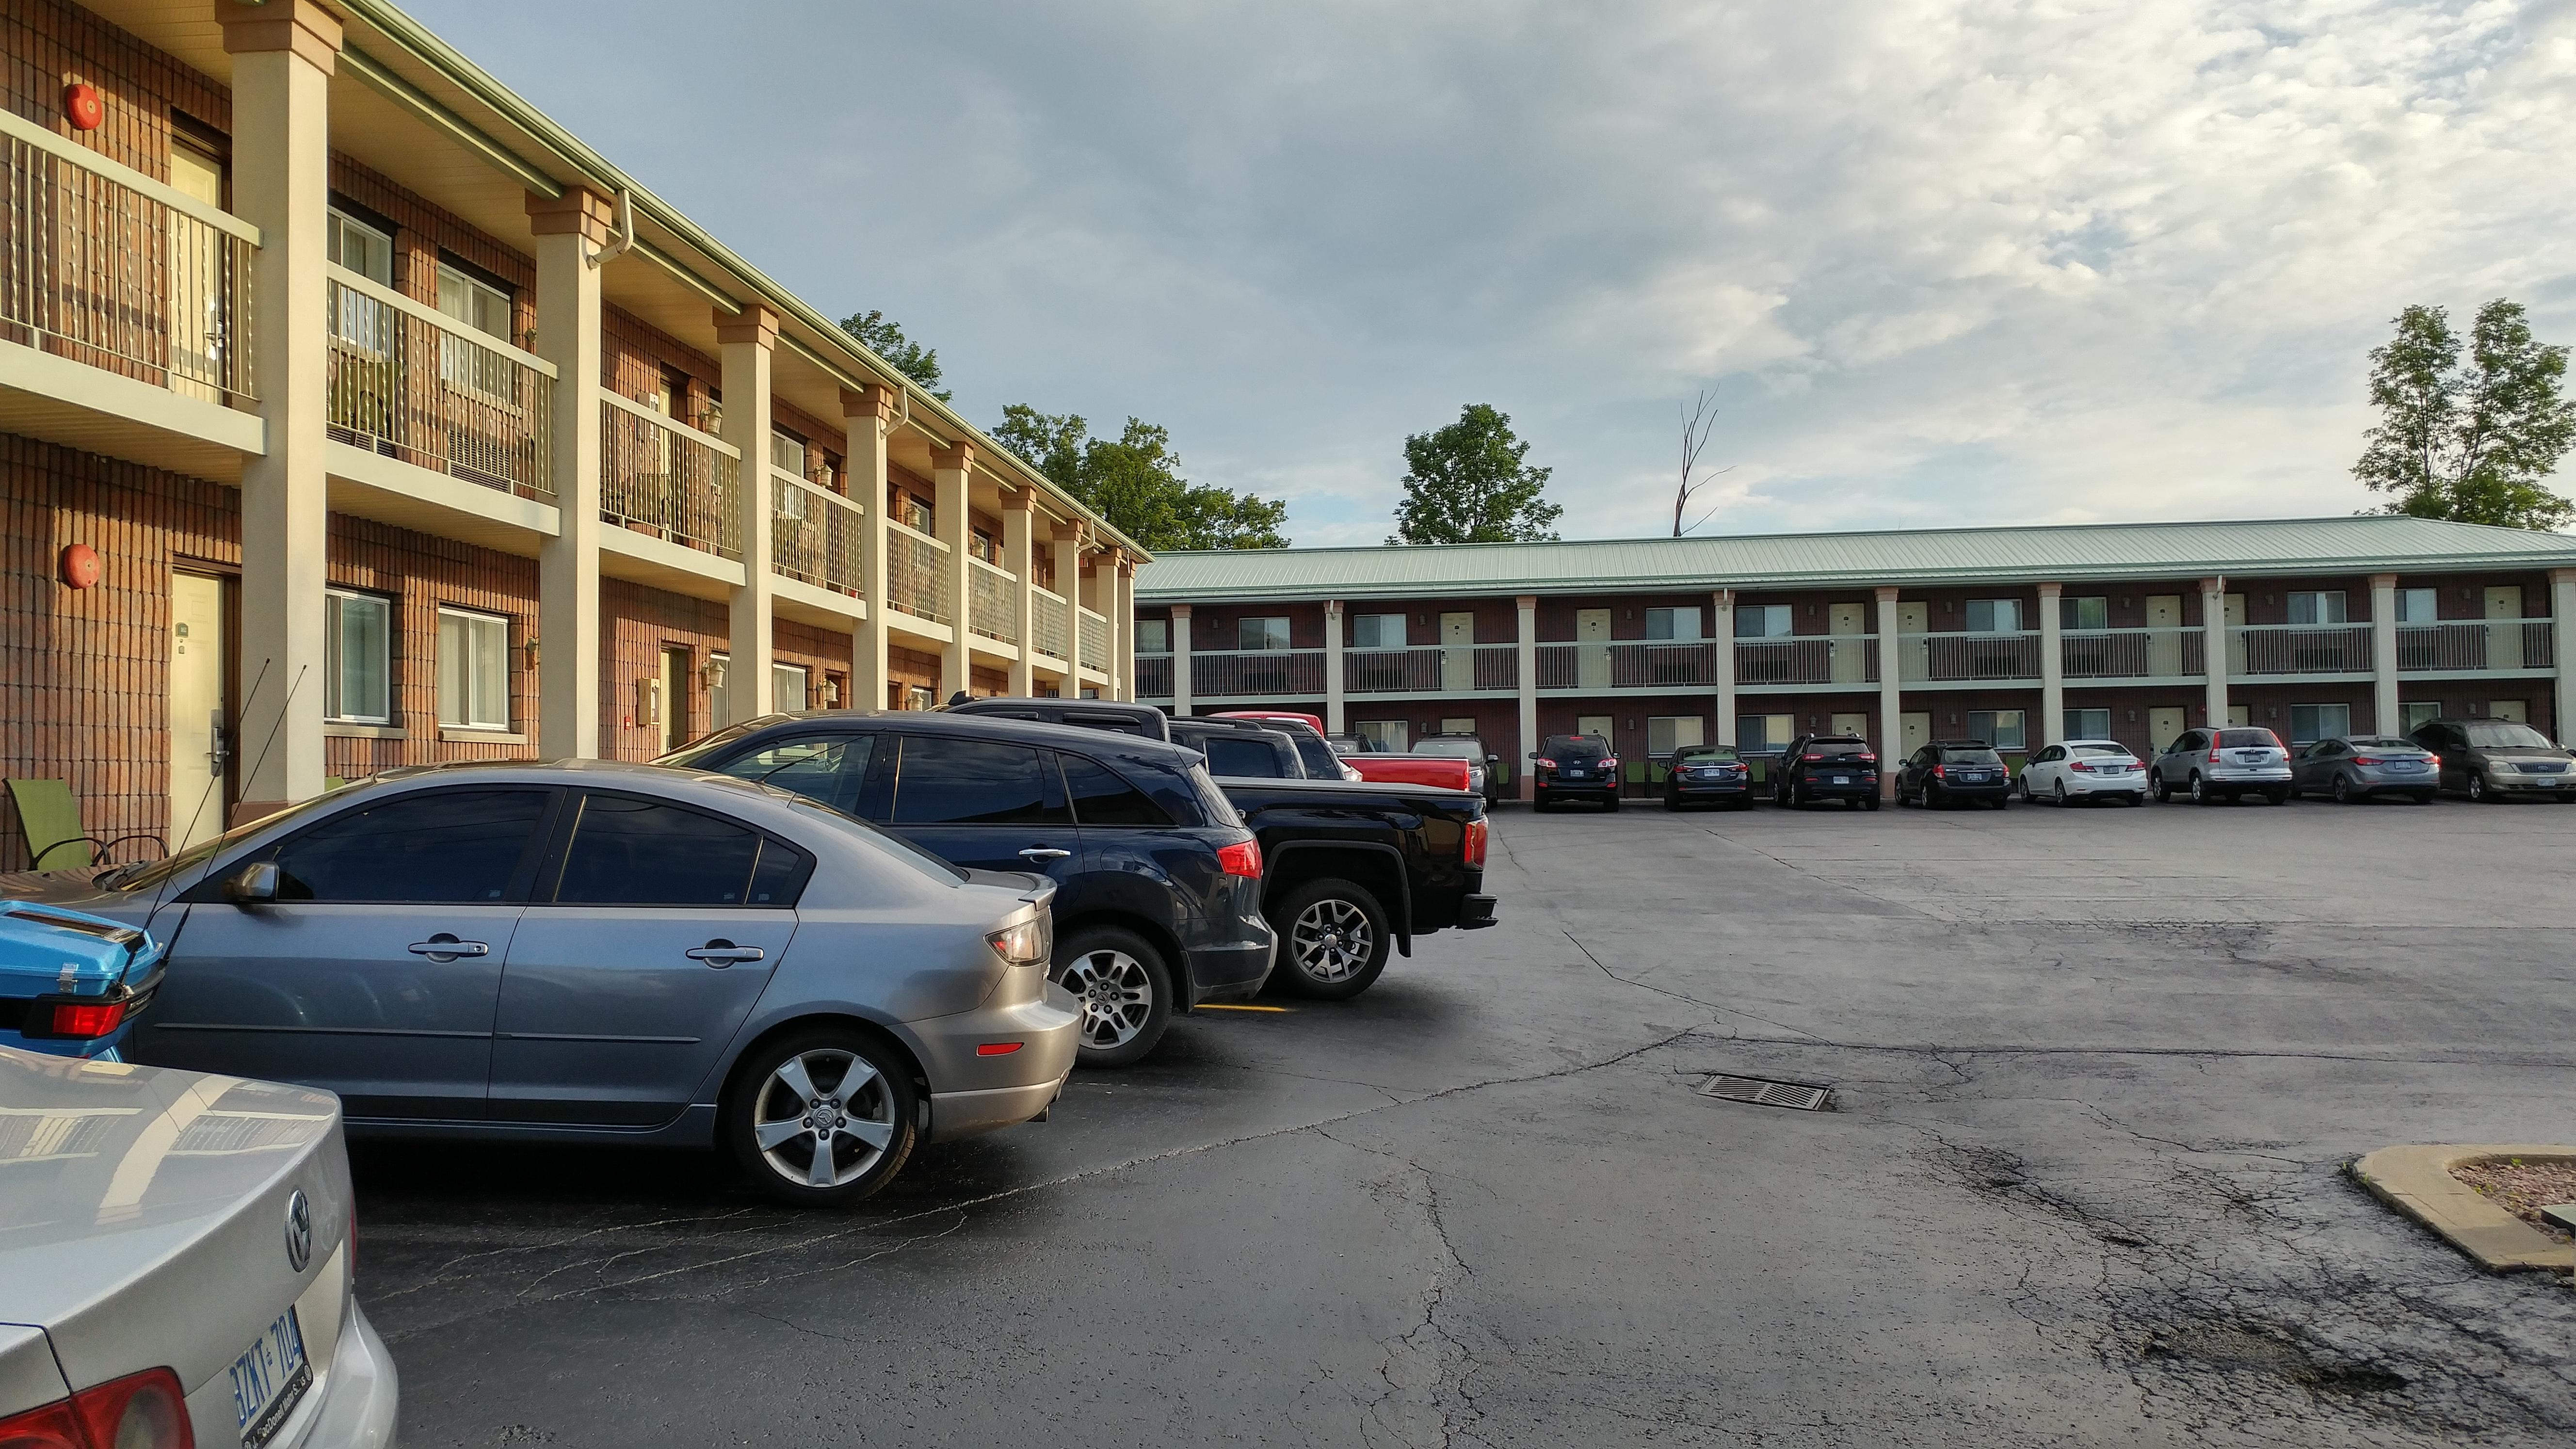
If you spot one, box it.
[362,797,2576,1448]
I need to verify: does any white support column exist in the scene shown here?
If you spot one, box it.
[932,441,974,699]
[2200,575,2230,727]
[1052,522,1085,695]
[2038,581,2065,745]
[1711,589,1737,746]
[2370,572,2401,735]
[843,385,893,712]
[719,305,778,718]
[1004,488,1034,697]
[221,0,339,812]
[1324,598,1346,733]
[527,187,610,758]
[1876,586,1902,795]
[1113,551,1137,701]
[1171,603,1194,715]
[1515,594,1538,802]
[2552,569,2576,745]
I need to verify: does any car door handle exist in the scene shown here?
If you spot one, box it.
[407,935,489,959]
[1018,848,1072,862]
[685,942,766,967]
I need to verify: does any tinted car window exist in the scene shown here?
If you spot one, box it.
[1414,740,1483,759]
[1203,735,1290,777]
[2216,729,2281,748]
[2462,721,2553,749]
[267,788,549,903]
[707,733,872,814]
[1061,753,1174,827]
[2348,737,2414,751]
[890,737,1063,824]
[1286,733,1341,777]
[1546,736,1607,760]
[1938,747,2003,765]
[2070,744,2126,757]
[551,794,778,906]
[1808,740,1870,757]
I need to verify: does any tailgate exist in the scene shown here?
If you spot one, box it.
[1350,757,1472,790]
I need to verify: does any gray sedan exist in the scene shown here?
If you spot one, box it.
[2289,735,2438,804]
[0,1044,397,1449]
[19,760,1078,1207]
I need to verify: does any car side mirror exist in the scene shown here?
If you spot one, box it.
[1485,754,1500,764]
[223,861,280,905]
[1527,752,1540,761]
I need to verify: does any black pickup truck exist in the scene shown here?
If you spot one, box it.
[1215,775,1497,999]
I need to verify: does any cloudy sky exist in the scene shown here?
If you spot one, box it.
[411,0,2576,547]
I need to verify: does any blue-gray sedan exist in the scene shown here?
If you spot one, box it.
[2288,735,2439,804]
[7,760,1078,1207]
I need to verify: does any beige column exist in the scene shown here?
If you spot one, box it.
[526,187,612,757]
[1516,594,1538,802]
[718,305,778,717]
[1172,602,1194,716]
[932,441,974,699]
[1052,522,1086,695]
[2037,581,2065,746]
[2552,569,2576,744]
[221,0,338,811]
[1876,587,1902,794]
[1003,488,1034,696]
[2370,572,2401,735]
[1112,550,1136,701]
[2200,575,2230,727]
[1324,598,1346,733]
[1711,589,1737,746]
[842,385,894,712]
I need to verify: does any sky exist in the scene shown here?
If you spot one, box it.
[406,0,2576,547]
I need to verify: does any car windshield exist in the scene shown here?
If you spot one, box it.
[1939,747,2002,765]
[2070,744,2129,757]
[99,790,352,892]
[1413,740,1483,759]
[2462,721,2554,749]
[2216,729,2281,749]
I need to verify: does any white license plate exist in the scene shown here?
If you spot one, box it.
[230,1307,312,1449]
[1831,775,1851,785]
[2386,761,2424,772]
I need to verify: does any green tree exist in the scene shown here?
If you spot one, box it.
[992,405,1289,552]
[837,309,950,402]
[1390,403,1562,545]
[2355,299,2576,529]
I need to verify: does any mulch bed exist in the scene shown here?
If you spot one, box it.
[2452,1157,2576,1244]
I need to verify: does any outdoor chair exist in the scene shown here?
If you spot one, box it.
[5,777,166,870]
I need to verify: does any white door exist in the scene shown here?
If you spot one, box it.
[1831,711,1869,740]
[1441,611,1475,692]
[2486,586,2525,671]
[1900,711,1932,757]
[2488,698,2528,723]
[2144,595,2182,677]
[1577,610,1611,690]
[1898,602,1929,683]
[1576,714,1614,747]
[166,137,227,402]
[2223,593,2248,677]
[1829,602,1867,685]
[2227,704,2250,727]
[168,572,229,853]
[2148,706,2188,757]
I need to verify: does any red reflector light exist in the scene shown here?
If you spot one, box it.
[48,999,126,1039]
[1217,839,1262,878]
[976,1042,1024,1056]
[1803,753,1824,761]
[0,1367,195,1449]
[1463,818,1488,869]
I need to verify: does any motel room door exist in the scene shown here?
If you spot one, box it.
[2486,586,2525,671]
[1577,609,1611,690]
[1441,611,1476,692]
[168,571,233,852]
[1828,603,1867,685]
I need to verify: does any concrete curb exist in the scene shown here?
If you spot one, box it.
[2350,1144,2576,1276]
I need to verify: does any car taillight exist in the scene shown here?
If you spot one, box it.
[986,919,1047,966]
[2206,748,2222,763]
[1803,753,1824,761]
[0,1368,194,1449]
[2069,761,2093,772]
[36,998,127,1040]
[1217,838,1262,878]
[1854,755,1875,765]
[1599,757,1619,771]
[2351,756,2381,766]
[1535,757,1556,772]
[1463,818,1488,870]
[2427,754,2440,768]
[1932,764,1946,778]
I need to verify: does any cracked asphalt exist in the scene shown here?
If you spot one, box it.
[359,796,2576,1447]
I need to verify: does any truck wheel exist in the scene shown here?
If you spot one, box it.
[724,1027,918,1208]
[1269,878,1392,1000]
[1054,925,1173,1068]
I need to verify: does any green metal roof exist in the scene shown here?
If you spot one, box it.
[1135,515,2576,603]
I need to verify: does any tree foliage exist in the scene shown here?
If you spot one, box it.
[992,405,1290,552]
[837,309,949,402]
[1389,403,1562,545]
[2355,299,2576,529]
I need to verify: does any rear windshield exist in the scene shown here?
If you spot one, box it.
[1546,737,1608,759]
[1675,747,1739,763]
[1202,735,1291,777]
[1413,740,1483,759]
[1288,734,1340,777]
[2216,729,2281,748]
[1185,764,1241,828]
[1939,747,2002,765]
[2347,737,2415,751]
[2462,722,2553,749]
[2070,743,2129,757]
[1808,740,1870,757]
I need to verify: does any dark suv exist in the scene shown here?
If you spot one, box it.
[945,696,1172,741]
[660,713,1274,1067]
[1530,734,1620,811]
[1168,718,1306,778]
[1895,740,2009,809]
[1776,733,1882,809]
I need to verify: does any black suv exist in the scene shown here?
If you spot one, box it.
[1168,719,1305,778]
[1895,740,2010,809]
[1530,734,1620,811]
[945,696,1172,741]
[1774,733,1882,809]
[660,713,1274,1067]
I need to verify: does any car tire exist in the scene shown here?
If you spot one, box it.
[2332,775,2354,805]
[2190,773,2214,805]
[1054,924,1174,1068]
[2053,780,2068,807]
[1865,794,1881,812]
[1927,782,1947,809]
[724,1027,919,1208]
[2265,788,2289,805]
[2019,776,2034,803]
[1992,796,2009,810]
[2414,793,2435,805]
[1269,877,1392,1001]
[2151,772,2170,803]
[1662,791,1679,812]
[2468,772,2491,803]
[1605,793,1622,813]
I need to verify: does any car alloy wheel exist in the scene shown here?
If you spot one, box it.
[2332,774,2353,804]
[1292,898,1372,984]
[1060,946,1157,1053]
[2190,773,2213,805]
[2151,772,2170,802]
[725,1030,918,1207]
[1269,878,1392,999]
[2053,780,2068,806]
[2468,772,2489,803]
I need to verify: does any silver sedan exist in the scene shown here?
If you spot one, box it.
[0,1044,397,1449]
[19,760,1079,1208]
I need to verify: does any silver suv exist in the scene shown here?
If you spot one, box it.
[2149,726,2292,805]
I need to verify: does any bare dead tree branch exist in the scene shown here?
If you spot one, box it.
[1674,388,1733,535]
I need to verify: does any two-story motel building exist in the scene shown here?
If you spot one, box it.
[1131,517,2576,800]
[0,0,1145,867]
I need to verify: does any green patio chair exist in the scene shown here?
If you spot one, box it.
[6,777,165,870]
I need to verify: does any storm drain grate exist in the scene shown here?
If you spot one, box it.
[1696,1075,1834,1111]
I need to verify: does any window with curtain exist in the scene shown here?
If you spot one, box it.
[324,590,391,724]
[773,663,809,712]
[434,261,513,397]
[1351,613,1407,648]
[2394,588,2438,623]
[1644,608,1702,641]
[1964,599,2023,633]
[2063,708,2112,741]
[2059,596,2109,630]
[436,607,510,730]
[325,210,392,284]
[2287,591,2349,625]
[1135,619,1170,654]
[1733,604,1793,638]
[1647,716,1705,757]
[1237,617,1291,651]
[1966,709,2027,749]
[1736,714,1795,750]
[2289,703,2351,743]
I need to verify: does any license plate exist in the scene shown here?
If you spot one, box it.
[1831,775,1850,785]
[230,1308,312,1449]
[1561,770,1587,779]
[2386,761,2424,772]
[1957,773,1987,782]
[2235,752,2269,763]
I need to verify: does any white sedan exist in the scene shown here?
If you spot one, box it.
[2017,739,2148,805]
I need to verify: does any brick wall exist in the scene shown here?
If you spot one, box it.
[3,0,229,179]
[324,514,541,778]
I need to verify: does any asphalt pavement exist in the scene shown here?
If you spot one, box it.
[360,793,2576,1447]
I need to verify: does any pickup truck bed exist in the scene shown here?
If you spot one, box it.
[1344,755,1474,792]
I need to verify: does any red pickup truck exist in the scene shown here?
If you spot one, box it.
[1213,711,1475,792]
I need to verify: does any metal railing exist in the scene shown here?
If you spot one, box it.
[1535,641,1720,690]
[326,264,555,498]
[1079,607,1110,669]
[1344,644,1520,692]
[1906,631,2042,682]
[1136,653,1173,698]
[0,108,256,401]
[2396,620,2556,673]
[2060,627,2204,680]
[601,392,738,557]
[1030,585,1071,661]
[2231,624,2371,676]
[968,556,1018,644]
[1734,636,1878,687]
[886,519,951,625]
[770,468,862,595]
[1190,648,1324,697]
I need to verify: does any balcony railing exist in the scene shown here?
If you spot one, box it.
[1030,585,1071,661]
[1902,631,2042,682]
[1343,644,1520,692]
[2061,627,2205,680]
[1734,636,1879,687]
[1191,648,1325,697]
[968,556,1018,644]
[1536,641,1720,690]
[326,264,555,498]
[601,392,738,557]
[1079,608,1109,671]
[2231,624,2371,676]
[886,519,951,626]
[0,108,255,401]
[1136,652,1173,698]
[770,468,862,596]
